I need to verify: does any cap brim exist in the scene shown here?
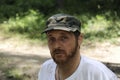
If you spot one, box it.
[42,26,78,34]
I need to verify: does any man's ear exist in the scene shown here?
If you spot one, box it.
[78,33,83,45]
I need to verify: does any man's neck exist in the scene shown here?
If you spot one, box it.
[56,52,81,80]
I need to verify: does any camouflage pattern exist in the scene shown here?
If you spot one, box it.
[42,13,81,33]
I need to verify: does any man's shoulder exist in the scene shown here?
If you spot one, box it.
[81,56,118,79]
[81,56,111,73]
[82,55,105,67]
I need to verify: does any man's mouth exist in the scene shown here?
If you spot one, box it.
[52,49,65,55]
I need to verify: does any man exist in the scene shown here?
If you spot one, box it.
[38,13,118,80]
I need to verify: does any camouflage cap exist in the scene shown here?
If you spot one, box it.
[42,13,81,33]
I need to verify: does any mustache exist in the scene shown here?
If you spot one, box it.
[52,49,65,54]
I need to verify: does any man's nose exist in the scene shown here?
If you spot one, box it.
[54,41,61,49]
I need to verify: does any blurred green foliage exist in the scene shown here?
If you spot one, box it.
[4,10,45,39]
[80,14,120,39]
[0,0,120,41]
[5,68,30,80]
[0,0,120,20]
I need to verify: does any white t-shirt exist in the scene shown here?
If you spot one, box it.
[38,55,118,80]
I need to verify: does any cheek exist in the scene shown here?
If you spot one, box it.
[63,41,76,52]
[48,44,53,52]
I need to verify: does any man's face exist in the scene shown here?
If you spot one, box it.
[46,30,79,64]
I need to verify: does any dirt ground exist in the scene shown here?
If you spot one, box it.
[0,36,120,80]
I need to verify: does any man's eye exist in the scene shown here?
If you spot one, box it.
[48,37,55,42]
[61,36,68,41]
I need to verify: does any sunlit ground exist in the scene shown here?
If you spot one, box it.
[0,34,120,80]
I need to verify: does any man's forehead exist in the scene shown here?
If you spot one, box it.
[46,30,72,36]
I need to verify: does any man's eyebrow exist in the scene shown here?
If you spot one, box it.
[47,34,52,37]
